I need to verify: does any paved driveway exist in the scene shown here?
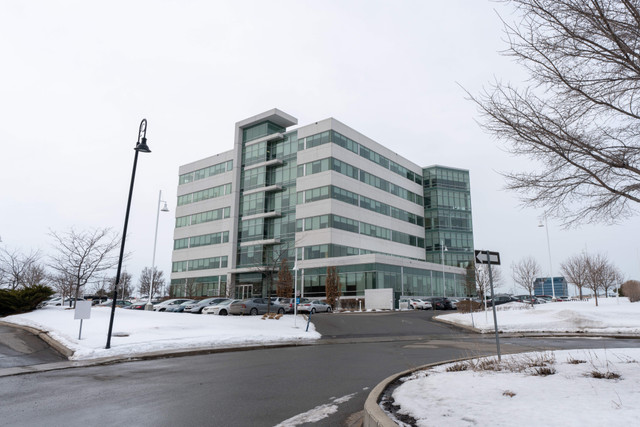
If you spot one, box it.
[0,324,66,369]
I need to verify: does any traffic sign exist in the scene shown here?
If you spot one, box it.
[475,250,501,265]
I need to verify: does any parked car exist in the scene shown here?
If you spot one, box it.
[445,298,461,309]
[297,299,332,314]
[486,295,517,307]
[202,299,239,315]
[424,297,454,310]
[187,298,229,314]
[44,297,86,307]
[270,297,294,313]
[98,299,132,308]
[128,301,149,310]
[37,297,62,308]
[154,299,192,312]
[165,299,197,312]
[406,298,430,310]
[229,298,284,315]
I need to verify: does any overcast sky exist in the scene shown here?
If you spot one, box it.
[1,0,638,294]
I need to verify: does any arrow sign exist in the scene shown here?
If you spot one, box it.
[475,250,501,265]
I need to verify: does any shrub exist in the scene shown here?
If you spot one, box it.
[620,280,640,302]
[0,285,54,316]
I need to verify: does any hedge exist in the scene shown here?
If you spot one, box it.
[0,285,54,316]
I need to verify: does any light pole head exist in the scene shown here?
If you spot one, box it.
[135,119,152,153]
[161,202,169,212]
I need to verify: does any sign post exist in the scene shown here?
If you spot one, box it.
[474,250,502,361]
[74,300,92,340]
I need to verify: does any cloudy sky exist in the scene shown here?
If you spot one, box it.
[1,0,638,294]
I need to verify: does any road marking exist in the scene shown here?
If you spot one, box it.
[273,392,357,426]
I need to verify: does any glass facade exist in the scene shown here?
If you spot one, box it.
[235,129,299,296]
[534,277,568,297]
[423,166,474,268]
[299,262,466,298]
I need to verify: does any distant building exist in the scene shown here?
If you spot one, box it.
[534,277,568,297]
[170,109,474,301]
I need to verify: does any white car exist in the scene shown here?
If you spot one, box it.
[402,298,429,310]
[202,299,239,315]
[153,299,192,312]
[417,299,433,310]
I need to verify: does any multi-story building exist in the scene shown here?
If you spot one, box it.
[170,109,474,303]
[534,277,568,297]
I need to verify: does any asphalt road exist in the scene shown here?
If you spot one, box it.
[1,310,639,426]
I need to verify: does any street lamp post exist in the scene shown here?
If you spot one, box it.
[145,190,169,310]
[538,213,557,300]
[106,119,151,349]
[441,240,448,297]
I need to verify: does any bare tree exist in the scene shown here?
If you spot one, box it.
[0,247,42,289]
[464,263,477,298]
[276,258,293,298]
[585,253,610,306]
[602,263,624,298]
[325,266,342,309]
[561,253,589,300]
[109,271,133,301]
[511,257,541,304]
[469,0,640,226]
[475,264,502,302]
[49,272,75,303]
[138,267,165,299]
[48,228,121,307]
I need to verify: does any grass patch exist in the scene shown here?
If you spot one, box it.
[533,367,556,376]
[446,363,468,372]
[567,357,587,364]
[502,390,516,398]
[589,370,621,380]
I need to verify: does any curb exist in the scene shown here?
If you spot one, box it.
[363,357,471,427]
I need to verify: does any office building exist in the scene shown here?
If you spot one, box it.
[170,109,474,303]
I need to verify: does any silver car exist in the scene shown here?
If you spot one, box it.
[229,298,285,315]
[297,299,332,314]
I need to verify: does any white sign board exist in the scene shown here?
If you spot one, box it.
[74,301,92,320]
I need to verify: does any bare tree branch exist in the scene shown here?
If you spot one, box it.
[468,0,640,226]
[48,228,121,307]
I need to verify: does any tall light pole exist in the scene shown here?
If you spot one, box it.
[538,213,557,300]
[106,119,151,349]
[441,240,448,297]
[145,190,169,310]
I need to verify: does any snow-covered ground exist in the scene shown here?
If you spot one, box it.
[388,297,640,426]
[1,305,320,360]
[390,348,640,426]
[440,297,640,334]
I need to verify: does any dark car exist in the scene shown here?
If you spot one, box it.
[424,297,454,310]
[486,295,516,307]
[129,301,149,310]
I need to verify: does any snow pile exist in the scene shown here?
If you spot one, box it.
[2,305,320,360]
[440,297,640,334]
[390,348,640,426]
